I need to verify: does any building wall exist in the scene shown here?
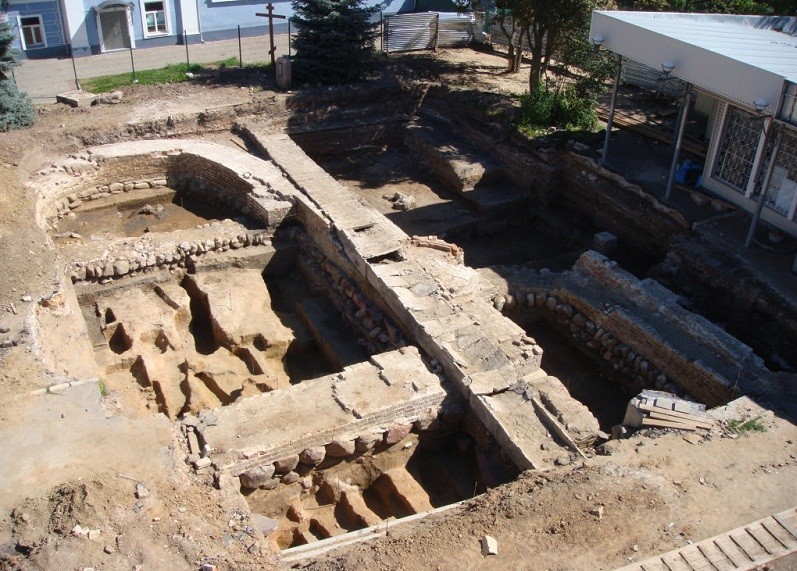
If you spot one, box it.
[3,0,67,58]
[703,101,797,238]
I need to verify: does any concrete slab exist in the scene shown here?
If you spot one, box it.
[56,90,97,107]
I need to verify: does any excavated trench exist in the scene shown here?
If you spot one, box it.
[245,426,516,550]
[73,243,374,418]
[291,125,582,270]
[509,311,636,431]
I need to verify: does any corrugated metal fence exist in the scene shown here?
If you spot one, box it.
[384,12,475,53]
[621,58,686,98]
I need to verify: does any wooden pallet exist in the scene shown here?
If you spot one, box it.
[614,507,797,571]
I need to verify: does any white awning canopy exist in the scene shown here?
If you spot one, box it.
[589,11,797,114]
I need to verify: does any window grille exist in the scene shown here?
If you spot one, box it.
[713,106,760,192]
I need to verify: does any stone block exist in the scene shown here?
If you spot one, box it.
[593,231,618,257]
[326,438,356,457]
[239,465,276,489]
[299,447,326,466]
[273,454,299,473]
[384,421,412,445]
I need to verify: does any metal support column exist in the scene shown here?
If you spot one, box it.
[745,123,781,248]
[600,54,622,166]
[664,82,693,203]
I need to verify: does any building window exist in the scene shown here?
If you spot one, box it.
[19,15,46,49]
[763,130,797,219]
[713,106,761,192]
[143,1,168,35]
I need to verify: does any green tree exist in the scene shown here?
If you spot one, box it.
[290,0,378,85]
[0,21,35,131]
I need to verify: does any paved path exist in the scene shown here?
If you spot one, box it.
[615,507,797,571]
[12,32,292,102]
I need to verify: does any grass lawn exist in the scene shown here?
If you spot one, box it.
[81,57,264,93]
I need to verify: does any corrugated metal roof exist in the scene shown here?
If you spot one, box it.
[590,11,797,111]
[600,12,797,82]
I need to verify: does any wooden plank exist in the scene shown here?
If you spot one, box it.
[679,546,713,570]
[746,523,782,556]
[729,529,767,561]
[639,404,713,426]
[761,519,794,550]
[639,561,669,571]
[642,417,697,430]
[773,512,797,540]
[714,535,752,567]
[696,542,736,570]
[646,410,713,429]
[660,552,693,571]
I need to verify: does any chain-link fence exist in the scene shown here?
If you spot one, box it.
[11,23,294,102]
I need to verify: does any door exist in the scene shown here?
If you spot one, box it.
[99,8,130,51]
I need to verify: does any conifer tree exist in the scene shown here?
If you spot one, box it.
[290,0,378,85]
[0,21,35,131]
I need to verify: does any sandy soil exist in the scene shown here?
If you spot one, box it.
[0,48,795,571]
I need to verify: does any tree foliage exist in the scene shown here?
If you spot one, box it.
[290,0,378,85]
[0,22,35,131]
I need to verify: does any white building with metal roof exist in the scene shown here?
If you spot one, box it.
[589,10,797,242]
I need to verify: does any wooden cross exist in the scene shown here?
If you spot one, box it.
[255,3,287,68]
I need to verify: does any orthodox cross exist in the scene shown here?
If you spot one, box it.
[255,3,286,68]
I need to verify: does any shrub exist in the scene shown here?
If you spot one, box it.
[0,79,35,131]
[516,83,597,134]
[0,22,34,131]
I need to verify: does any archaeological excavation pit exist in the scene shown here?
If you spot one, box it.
[25,82,796,563]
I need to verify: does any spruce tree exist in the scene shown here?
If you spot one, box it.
[0,21,35,131]
[290,0,378,85]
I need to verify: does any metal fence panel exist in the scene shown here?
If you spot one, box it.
[621,57,686,98]
[437,14,474,48]
[385,12,438,53]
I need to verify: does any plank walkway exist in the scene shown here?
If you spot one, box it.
[615,507,797,571]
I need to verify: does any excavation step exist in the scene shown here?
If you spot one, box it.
[295,296,368,370]
[404,121,504,193]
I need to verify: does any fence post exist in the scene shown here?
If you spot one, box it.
[379,12,383,53]
[238,25,243,68]
[288,20,291,58]
[129,45,137,83]
[384,14,388,54]
[70,48,81,90]
[184,31,190,69]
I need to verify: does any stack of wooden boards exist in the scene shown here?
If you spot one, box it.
[623,390,714,432]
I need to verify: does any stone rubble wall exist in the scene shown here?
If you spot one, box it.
[550,153,691,261]
[70,225,271,284]
[296,232,411,357]
[486,251,776,406]
[421,87,553,195]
